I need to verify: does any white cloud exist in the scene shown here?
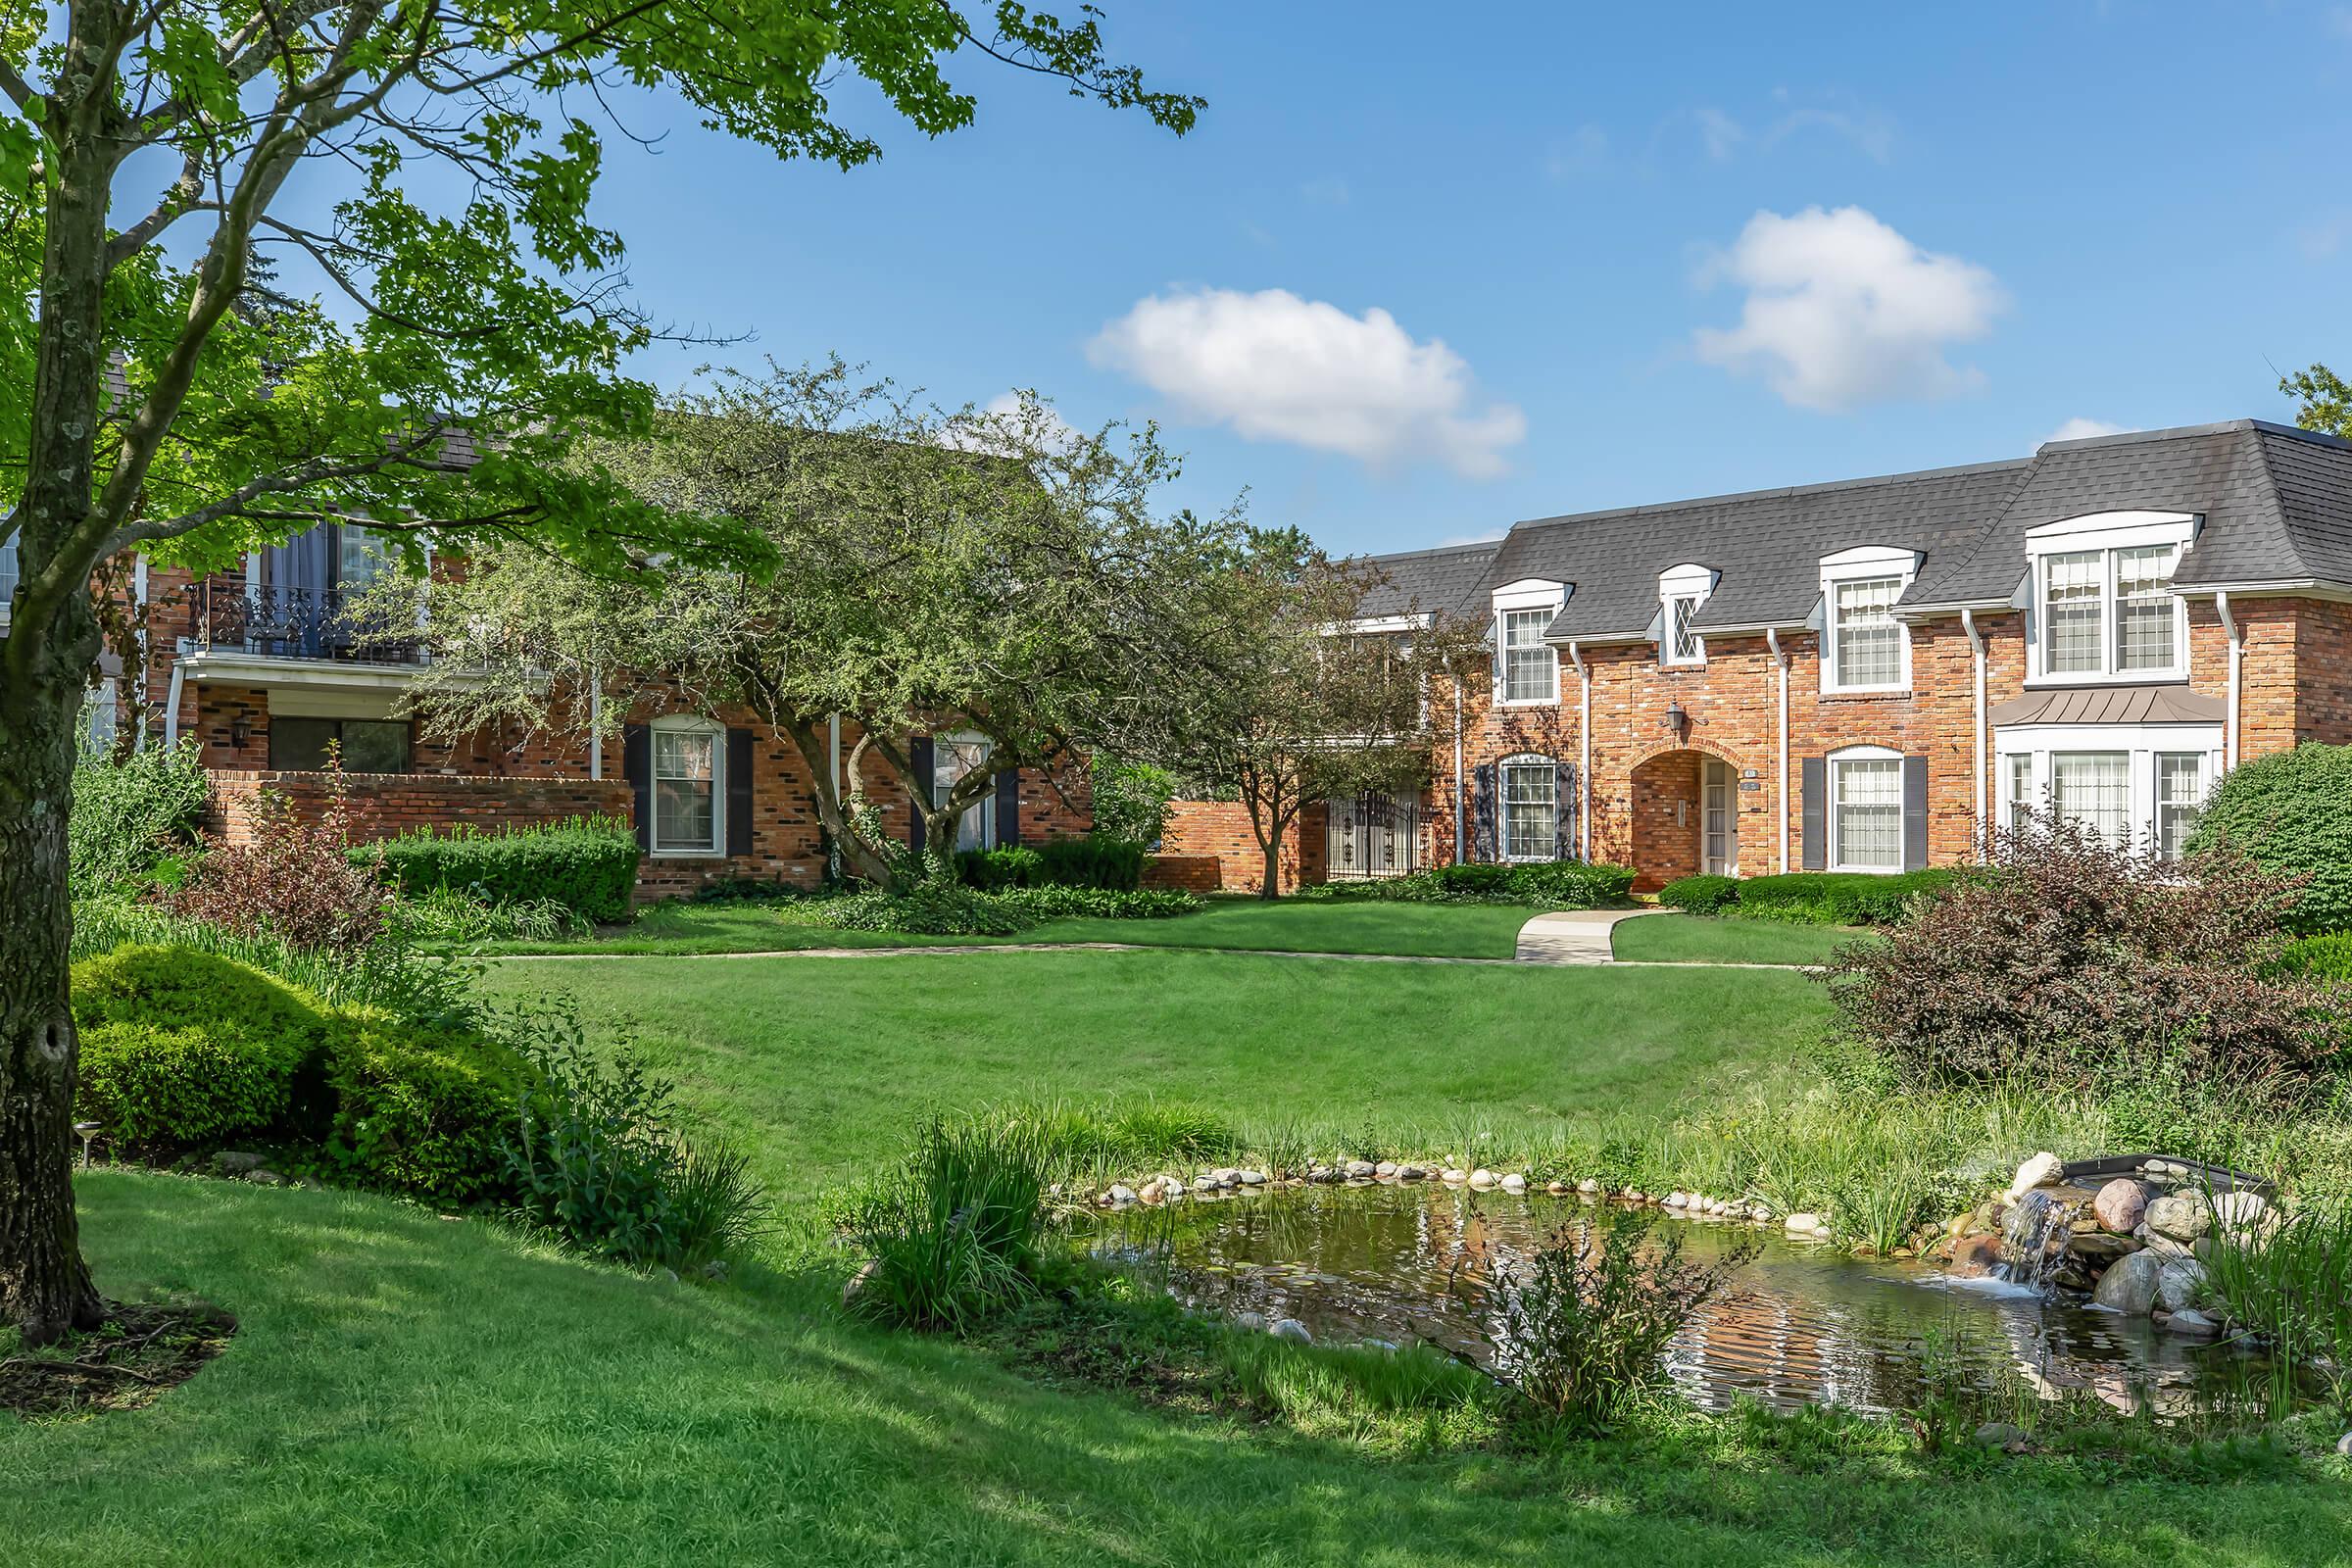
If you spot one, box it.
[1088,287,1527,478]
[1766,106,1895,164]
[1690,206,2007,412]
[1544,125,1609,179]
[2045,417,2131,445]
[1692,107,1745,162]
[937,391,1086,457]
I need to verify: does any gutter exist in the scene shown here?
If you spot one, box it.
[2216,592,2243,768]
[588,672,603,781]
[1567,642,1592,859]
[1765,628,1788,874]
[1451,676,1465,864]
[1962,609,1985,853]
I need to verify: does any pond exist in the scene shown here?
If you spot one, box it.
[1081,1181,2290,1421]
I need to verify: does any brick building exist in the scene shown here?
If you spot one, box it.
[1164,419,2352,894]
[19,531,1088,900]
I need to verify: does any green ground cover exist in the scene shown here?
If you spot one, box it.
[474,950,1829,1198]
[1610,914,1872,966]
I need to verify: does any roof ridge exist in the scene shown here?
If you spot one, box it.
[1509,454,2034,535]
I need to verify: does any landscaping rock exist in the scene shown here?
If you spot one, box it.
[2092,1179,2149,1234]
[2155,1259,2208,1314]
[1784,1212,1823,1237]
[842,1260,878,1308]
[1103,1185,1138,1207]
[1749,1203,1773,1223]
[1469,1169,1498,1190]
[2146,1193,2212,1244]
[1948,1233,2006,1277]
[1237,1169,1267,1187]
[1375,1161,1397,1179]
[2007,1152,2063,1200]
[1499,1173,1528,1193]
[1576,1178,1601,1195]
[1975,1422,2030,1449]
[2163,1308,2221,1338]
[1139,1178,1168,1204]
[1235,1310,1268,1333]
[2336,1431,2352,1459]
[212,1151,266,1176]
[1270,1317,1312,1345]
[2091,1250,2164,1315]
[2213,1189,2272,1232]
[1443,1169,1468,1185]
[1346,1160,1377,1180]
[2066,1232,2140,1261]
[1664,1192,1690,1208]
[1396,1164,1428,1181]
[246,1169,285,1187]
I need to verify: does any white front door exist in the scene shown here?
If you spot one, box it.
[1701,758,1740,877]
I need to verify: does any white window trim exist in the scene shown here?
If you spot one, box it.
[2023,512,2198,688]
[1993,722,2223,855]
[648,714,725,858]
[1496,751,1562,862]
[932,730,997,853]
[1657,563,1718,669]
[1819,546,1920,695]
[1826,743,1905,876]
[1491,578,1566,709]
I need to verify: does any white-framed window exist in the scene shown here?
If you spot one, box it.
[1828,746,1903,872]
[933,732,996,853]
[1499,755,1559,861]
[1490,579,1565,707]
[1657,564,1717,669]
[0,534,17,624]
[2024,512,2196,684]
[1817,545,1920,694]
[1995,726,2220,856]
[650,715,723,856]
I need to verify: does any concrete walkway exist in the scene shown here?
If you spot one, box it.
[1512,906,1665,965]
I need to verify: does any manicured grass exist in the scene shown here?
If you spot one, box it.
[1610,913,1877,966]
[10,1169,2348,1566]
[478,949,1831,1199]
[474,896,1542,958]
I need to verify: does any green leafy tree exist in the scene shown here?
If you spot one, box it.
[2282,363,2352,437]
[0,1,1196,1344]
[375,361,1267,888]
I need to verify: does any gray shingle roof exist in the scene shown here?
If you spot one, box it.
[1349,418,2352,640]
[1354,539,1502,619]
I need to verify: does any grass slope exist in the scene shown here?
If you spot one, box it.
[477,950,1832,1198]
[474,897,1541,959]
[1610,915,1873,966]
[6,1172,2346,1567]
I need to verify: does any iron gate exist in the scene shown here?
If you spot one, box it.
[1324,792,1420,880]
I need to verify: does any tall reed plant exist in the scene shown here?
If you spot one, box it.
[841,1115,1055,1332]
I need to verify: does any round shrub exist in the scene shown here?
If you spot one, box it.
[321,1018,525,1203]
[2187,742,2352,935]
[72,946,333,1148]
[1658,874,1739,914]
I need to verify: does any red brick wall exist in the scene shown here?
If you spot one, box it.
[1142,855,1223,893]
[207,769,631,846]
[1161,800,1293,894]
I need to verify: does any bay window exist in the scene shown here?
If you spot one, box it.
[1995,731,2219,857]
[1829,752,1902,871]
[2050,752,2130,846]
[2155,752,2205,858]
[651,717,722,855]
[1500,757,1558,860]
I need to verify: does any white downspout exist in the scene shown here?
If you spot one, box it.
[1766,627,1789,874]
[587,673,604,781]
[2217,591,2243,769]
[1962,609,1985,856]
[1450,676,1465,864]
[1568,641,1592,860]
[163,659,186,750]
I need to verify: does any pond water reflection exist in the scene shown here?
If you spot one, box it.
[1080,1182,2287,1421]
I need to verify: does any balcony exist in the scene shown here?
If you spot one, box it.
[194,581,424,667]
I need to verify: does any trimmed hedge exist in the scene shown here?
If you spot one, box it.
[1731,870,1959,926]
[956,845,1046,891]
[72,946,334,1147]
[999,886,1200,921]
[1304,859,1637,909]
[367,816,641,924]
[1658,873,1740,915]
[2186,742,2352,936]
[321,1019,524,1202]
[957,836,1147,892]
[2272,933,2352,984]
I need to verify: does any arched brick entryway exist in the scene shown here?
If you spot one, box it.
[1627,746,1750,892]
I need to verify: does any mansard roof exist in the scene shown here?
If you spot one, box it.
[1352,418,2352,641]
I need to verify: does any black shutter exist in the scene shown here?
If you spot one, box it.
[1800,756,1826,871]
[1554,760,1578,861]
[1902,755,1930,871]
[725,727,754,858]
[1472,762,1498,862]
[995,766,1021,848]
[621,723,651,852]
[907,734,933,856]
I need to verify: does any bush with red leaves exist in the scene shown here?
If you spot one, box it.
[173,759,388,955]
[1822,809,2348,1102]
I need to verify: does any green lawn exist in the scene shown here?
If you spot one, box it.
[476,949,1829,1199]
[1610,913,1875,966]
[479,896,1542,958]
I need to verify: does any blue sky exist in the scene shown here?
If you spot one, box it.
[587,2,2352,557]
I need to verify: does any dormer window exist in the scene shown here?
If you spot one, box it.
[1818,545,1920,695]
[2025,512,2195,684]
[1657,564,1717,669]
[1491,578,1566,707]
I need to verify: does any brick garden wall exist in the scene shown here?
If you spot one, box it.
[207,770,631,846]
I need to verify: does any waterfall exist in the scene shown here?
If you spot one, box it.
[1996,1189,2082,1293]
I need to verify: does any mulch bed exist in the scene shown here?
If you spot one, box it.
[1,1298,237,1420]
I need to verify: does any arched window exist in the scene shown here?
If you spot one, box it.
[649,714,725,856]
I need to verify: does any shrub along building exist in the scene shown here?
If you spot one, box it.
[33,525,1089,901]
[1163,419,2352,893]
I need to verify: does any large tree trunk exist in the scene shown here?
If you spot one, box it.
[0,651,106,1346]
[1,18,119,1344]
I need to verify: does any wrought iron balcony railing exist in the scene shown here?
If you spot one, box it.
[195,581,424,666]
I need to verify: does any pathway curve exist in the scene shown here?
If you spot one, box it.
[1512,906,1664,965]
